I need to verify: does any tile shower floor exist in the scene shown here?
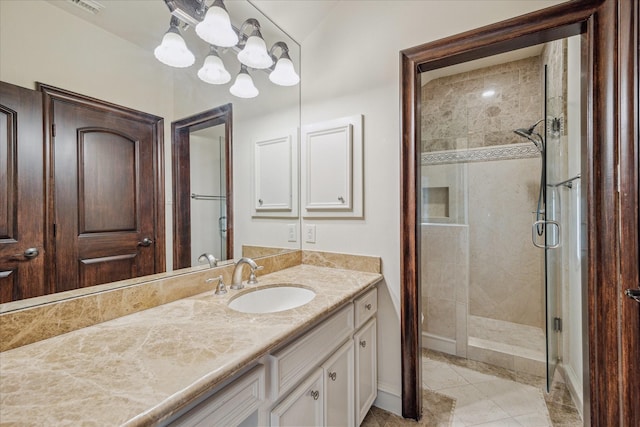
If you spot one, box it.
[361,349,582,427]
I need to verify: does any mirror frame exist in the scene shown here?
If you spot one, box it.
[400,0,639,423]
[172,103,233,269]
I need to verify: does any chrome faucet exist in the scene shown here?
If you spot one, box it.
[231,257,263,290]
[198,253,218,268]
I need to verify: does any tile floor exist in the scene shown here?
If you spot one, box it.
[361,349,582,427]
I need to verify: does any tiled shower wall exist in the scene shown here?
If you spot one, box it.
[421,56,542,152]
[421,55,546,352]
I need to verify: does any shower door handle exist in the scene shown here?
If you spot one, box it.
[532,220,560,249]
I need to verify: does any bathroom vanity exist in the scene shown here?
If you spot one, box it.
[0,260,381,426]
[168,286,378,426]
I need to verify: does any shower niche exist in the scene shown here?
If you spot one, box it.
[420,163,467,225]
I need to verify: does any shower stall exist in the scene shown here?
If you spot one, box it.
[419,37,583,401]
[189,126,228,264]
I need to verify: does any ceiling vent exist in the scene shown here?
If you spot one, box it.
[67,0,105,15]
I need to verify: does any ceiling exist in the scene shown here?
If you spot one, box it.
[46,0,338,48]
[250,0,338,42]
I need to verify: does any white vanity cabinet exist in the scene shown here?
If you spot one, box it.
[270,286,378,427]
[354,318,377,425]
[323,340,355,427]
[270,368,324,426]
[168,365,265,427]
[168,286,378,427]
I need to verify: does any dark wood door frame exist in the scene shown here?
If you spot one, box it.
[172,104,233,269]
[400,0,639,425]
[39,84,166,294]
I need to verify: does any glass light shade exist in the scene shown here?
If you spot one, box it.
[269,57,300,86]
[195,6,238,47]
[154,30,195,68]
[230,71,259,98]
[237,35,273,69]
[197,54,231,84]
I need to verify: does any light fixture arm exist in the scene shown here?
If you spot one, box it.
[268,41,290,64]
[238,18,261,45]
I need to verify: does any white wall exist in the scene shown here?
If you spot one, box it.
[298,0,564,414]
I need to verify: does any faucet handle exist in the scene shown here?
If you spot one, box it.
[207,275,227,295]
[247,265,264,285]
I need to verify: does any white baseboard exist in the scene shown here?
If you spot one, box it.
[373,381,402,417]
[561,364,584,420]
[422,332,456,355]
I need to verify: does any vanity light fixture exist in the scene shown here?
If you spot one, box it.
[154,16,195,68]
[155,0,299,97]
[229,65,259,98]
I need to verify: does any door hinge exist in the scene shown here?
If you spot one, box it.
[52,123,56,137]
[553,317,563,332]
[53,223,56,237]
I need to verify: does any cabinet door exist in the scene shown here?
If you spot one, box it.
[323,340,354,427]
[354,318,377,425]
[271,368,324,427]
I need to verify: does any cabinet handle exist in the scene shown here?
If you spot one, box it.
[365,303,372,310]
[360,340,367,348]
[258,199,263,206]
[338,196,345,203]
[310,390,319,400]
[328,371,337,381]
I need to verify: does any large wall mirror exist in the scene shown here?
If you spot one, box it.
[0,0,301,308]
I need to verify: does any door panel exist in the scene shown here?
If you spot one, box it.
[79,129,137,232]
[52,98,156,292]
[79,254,137,286]
[0,82,46,303]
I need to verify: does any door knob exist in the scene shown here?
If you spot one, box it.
[23,247,39,259]
[137,237,153,247]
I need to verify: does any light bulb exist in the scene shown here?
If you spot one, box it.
[154,28,195,68]
[197,52,231,85]
[230,69,259,98]
[195,2,238,47]
[237,33,273,69]
[269,56,300,86]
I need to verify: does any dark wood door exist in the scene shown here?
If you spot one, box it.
[0,82,46,303]
[45,87,164,292]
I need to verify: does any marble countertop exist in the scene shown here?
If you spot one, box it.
[0,265,382,426]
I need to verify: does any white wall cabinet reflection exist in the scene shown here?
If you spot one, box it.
[252,131,298,218]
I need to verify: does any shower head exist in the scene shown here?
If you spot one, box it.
[514,119,544,151]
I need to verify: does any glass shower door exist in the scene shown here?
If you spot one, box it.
[543,63,562,391]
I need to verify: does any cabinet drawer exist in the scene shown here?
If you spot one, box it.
[354,287,377,329]
[169,365,265,427]
[270,304,354,398]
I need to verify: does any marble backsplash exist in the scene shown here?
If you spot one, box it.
[0,249,380,351]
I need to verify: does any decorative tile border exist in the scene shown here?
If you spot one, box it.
[421,143,540,165]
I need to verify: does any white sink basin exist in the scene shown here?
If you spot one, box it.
[228,285,316,314]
